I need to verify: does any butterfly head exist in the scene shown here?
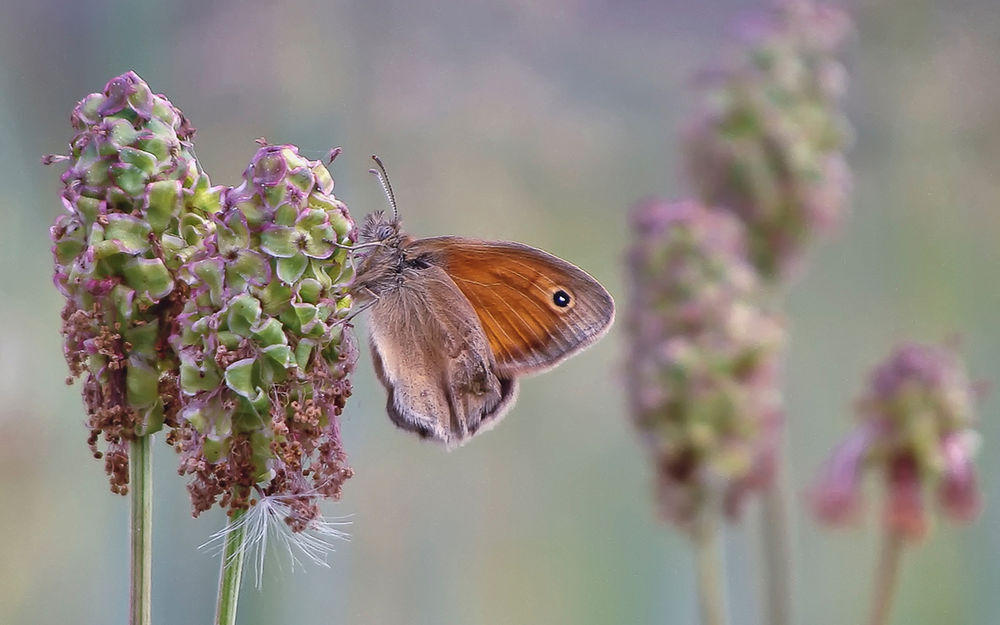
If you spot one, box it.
[358,210,403,245]
[358,154,406,248]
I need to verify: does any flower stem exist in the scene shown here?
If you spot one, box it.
[867,529,905,625]
[129,435,153,625]
[693,514,729,625]
[761,482,792,625]
[215,508,248,625]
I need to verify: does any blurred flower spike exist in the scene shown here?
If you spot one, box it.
[169,143,357,531]
[626,199,786,530]
[48,70,223,494]
[683,0,853,279]
[49,72,358,535]
[811,342,983,540]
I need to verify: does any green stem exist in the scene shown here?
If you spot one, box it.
[693,514,729,625]
[215,508,248,625]
[761,482,792,625]
[867,529,905,625]
[129,435,153,625]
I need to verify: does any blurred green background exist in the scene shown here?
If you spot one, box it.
[2,0,997,623]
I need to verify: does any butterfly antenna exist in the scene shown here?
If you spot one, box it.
[369,155,398,221]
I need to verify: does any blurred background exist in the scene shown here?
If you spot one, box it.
[2,0,998,623]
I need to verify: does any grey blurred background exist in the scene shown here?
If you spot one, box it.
[1,0,998,623]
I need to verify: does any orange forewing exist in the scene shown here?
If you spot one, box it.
[405,237,615,375]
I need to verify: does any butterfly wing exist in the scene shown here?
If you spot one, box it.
[405,237,615,375]
[367,263,518,446]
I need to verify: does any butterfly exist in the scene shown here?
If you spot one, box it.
[349,158,614,447]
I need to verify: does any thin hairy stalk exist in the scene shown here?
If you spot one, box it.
[215,508,248,625]
[129,436,153,625]
[867,529,905,625]
[693,514,729,625]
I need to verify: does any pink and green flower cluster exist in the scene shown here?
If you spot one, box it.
[627,199,785,529]
[171,144,356,524]
[49,72,357,528]
[50,71,222,493]
[811,342,982,539]
[683,0,852,279]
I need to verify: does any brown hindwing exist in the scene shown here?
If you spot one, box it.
[366,263,518,445]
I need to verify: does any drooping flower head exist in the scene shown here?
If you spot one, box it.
[48,71,223,493]
[626,199,786,530]
[683,0,853,279]
[810,342,982,539]
[168,143,357,531]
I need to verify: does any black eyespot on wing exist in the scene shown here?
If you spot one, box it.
[552,289,571,308]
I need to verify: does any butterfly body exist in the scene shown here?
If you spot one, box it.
[352,211,614,447]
